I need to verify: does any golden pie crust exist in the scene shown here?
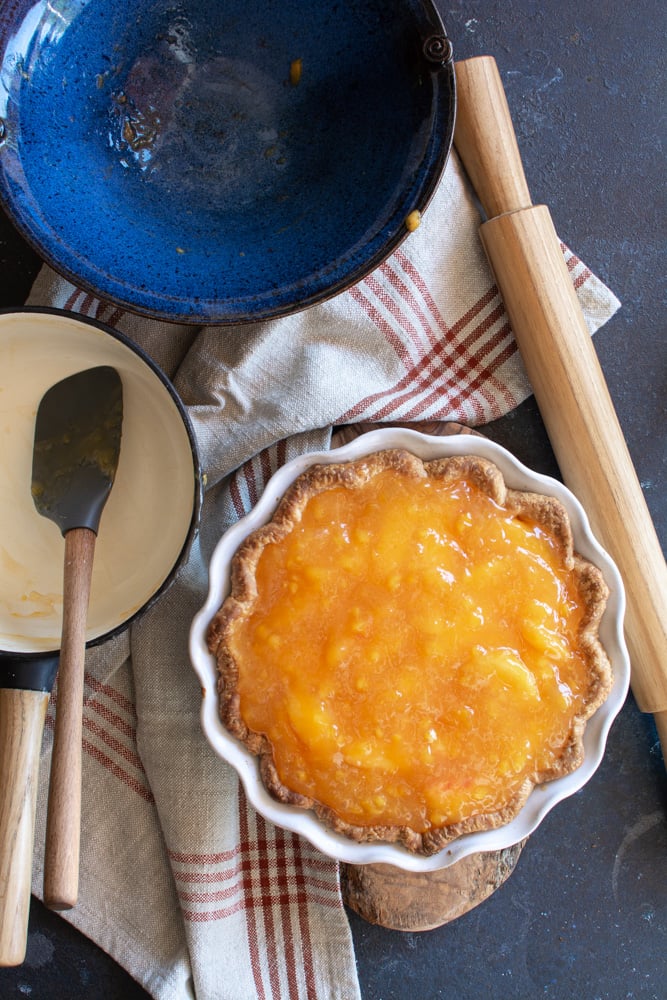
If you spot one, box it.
[207,449,612,855]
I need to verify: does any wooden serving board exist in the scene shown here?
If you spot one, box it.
[331,421,525,932]
[340,842,525,932]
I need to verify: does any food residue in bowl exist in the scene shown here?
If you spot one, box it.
[289,58,303,86]
[405,209,422,232]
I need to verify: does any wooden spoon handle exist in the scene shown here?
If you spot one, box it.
[0,688,49,966]
[43,527,96,911]
[454,57,667,723]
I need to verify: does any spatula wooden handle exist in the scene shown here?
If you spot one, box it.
[454,56,667,724]
[0,688,48,965]
[43,527,96,910]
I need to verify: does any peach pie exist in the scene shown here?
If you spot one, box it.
[207,449,612,855]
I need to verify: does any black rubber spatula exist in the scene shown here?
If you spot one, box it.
[32,365,123,910]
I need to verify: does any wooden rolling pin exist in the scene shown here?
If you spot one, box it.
[453,56,667,757]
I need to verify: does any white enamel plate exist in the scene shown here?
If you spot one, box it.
[0,309,201,654]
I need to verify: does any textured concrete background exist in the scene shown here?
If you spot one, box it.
[0,0,664,997]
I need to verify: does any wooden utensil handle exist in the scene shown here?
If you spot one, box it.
[0,688,49,966]
[454,56,533,217]
[43,527,96,911]
[481,205,667,712]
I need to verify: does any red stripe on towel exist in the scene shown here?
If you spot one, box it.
[290,830,318,1000]
[81,737,154,803]
[84,673,137,718]
[238,790,268,1000]
[339,268,519,424]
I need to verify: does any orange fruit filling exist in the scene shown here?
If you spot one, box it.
[229,469,597,833]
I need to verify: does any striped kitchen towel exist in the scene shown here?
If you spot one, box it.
[26,149,620,999]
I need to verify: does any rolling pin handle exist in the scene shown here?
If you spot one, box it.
[454,56,533,217]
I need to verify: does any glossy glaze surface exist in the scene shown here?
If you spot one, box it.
[0,0,454,322]
[234,465,607,832]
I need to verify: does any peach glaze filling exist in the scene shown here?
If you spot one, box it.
[231,470,594,833]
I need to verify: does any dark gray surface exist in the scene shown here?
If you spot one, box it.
[1,0,665,997]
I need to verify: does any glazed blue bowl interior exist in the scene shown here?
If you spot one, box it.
[0,0,454,324]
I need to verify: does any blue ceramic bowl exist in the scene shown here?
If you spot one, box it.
[0,0,455,324]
